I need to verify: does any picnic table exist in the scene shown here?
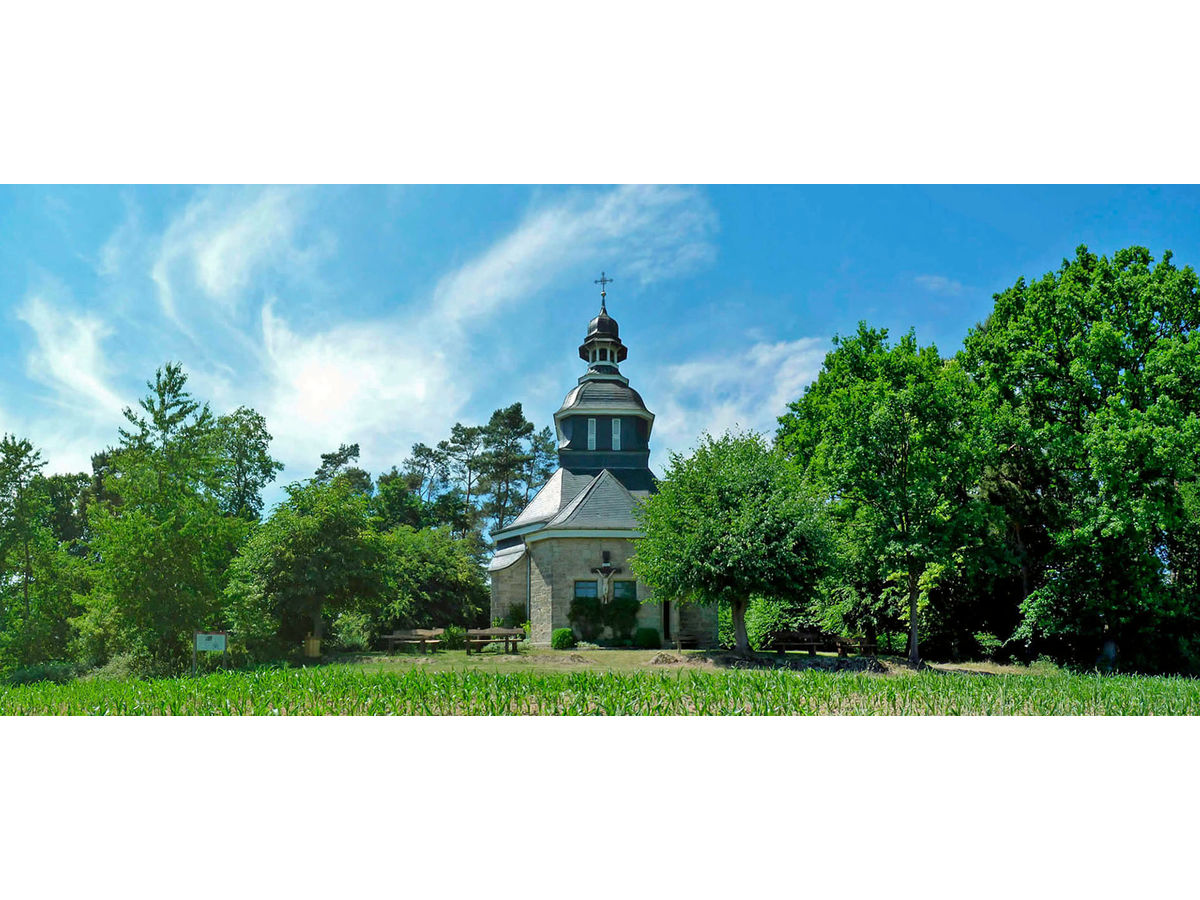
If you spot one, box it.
[382,628,444,654]
[465,627,526,655]
[767,631,876,657]
[769,631,827,656]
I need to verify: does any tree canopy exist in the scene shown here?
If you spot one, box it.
[632,431,829,655]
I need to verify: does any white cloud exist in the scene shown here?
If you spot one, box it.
[151,187,320,323]
[16,295,125,417]
[646,337,828,467]
[431,185,716,329]
[914,274,965,295]
[256,300,468,479]
[9,185,726,491]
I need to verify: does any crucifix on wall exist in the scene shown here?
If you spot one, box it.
[591,550,623,604]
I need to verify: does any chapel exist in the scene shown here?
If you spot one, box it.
[487,278,718,648]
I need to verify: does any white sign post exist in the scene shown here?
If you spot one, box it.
[193,631,228,673]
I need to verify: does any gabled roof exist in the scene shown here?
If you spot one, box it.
[499,467,594,534]
[543,468,642,531]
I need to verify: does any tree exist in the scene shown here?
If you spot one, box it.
[961,246,1200,670]
[0,435,47,621]
[77,364,249,671]
[439,423,486,533]
[314,443,360,482]
[375,526,489,631]
[480,403,534,531]
[632,430,829,655]
[521,425,557,506]
[216,407,283,519]
[369,467,425,531]
[403,442,448,503]
[225,478,383,657]
[777,324,980,665]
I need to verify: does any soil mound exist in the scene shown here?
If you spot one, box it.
[648,652,683,666]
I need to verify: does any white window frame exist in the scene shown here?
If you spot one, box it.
[611,417,621,451]
[587,417,596,450]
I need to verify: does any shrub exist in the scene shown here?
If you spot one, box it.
[521,621,531,638]
[331,611,373,653]
[975,631,1004,661]
[501,601,526,628]
[6,661,80,686]
[442,625,467,650]
[551,628,576,650]
[634,628,662,650]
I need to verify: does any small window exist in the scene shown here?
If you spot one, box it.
[611,418,621,451]
[612,581,637,602]
[587,417,596,450]
[574,580,599,600]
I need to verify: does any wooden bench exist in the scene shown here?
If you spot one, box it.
[832,637,877,658]
[382,628,444,654]
[769,631,828,656]
[767,631,876,657]
[465,627,526,655]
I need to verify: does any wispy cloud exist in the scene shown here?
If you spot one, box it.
[16,295,124,417]
[431,185,716,329]
[914,274,965,295]
[151,187,326,324]
[11,185,725,493]
[646,337,828,466]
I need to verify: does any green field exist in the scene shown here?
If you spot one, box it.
[3,650,1199,714]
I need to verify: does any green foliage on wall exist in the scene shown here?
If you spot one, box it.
[568,594,640,643]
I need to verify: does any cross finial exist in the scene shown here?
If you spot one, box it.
[594,271,613,312]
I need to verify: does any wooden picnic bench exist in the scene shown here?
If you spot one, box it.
[832,636,877,658]
[382,628,444,654]
[768,631,876,657]
[769,631,827,656]
[465,627,526,655]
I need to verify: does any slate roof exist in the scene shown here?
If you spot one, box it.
[542,469,641,531]
[504,467,594,531]
[557,380,650,416]
[486,543,526,572]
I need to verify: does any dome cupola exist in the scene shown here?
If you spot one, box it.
[578,272,628,374]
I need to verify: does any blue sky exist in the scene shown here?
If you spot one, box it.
[3,185,1199,501]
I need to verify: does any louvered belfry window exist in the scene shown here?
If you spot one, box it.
[612,417,621,451]
[587,417,596,450]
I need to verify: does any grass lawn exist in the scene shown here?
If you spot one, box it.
[3,647,1198,714]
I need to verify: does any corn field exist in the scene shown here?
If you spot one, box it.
[3,666,1200,715]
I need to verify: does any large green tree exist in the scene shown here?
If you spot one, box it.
[961,246,1200,670]
[76,364,253,670]
[777,324,982,665]
[632,431,829,655]
[225,477,383,657]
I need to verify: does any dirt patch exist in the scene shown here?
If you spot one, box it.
[648,652,683,666]
[564,653,590,664]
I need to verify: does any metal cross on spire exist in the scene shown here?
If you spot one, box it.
[594,271,613,311]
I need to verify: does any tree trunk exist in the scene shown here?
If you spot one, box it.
[907,565,921,666]
[22,535,32,619]
[311,602,324,640]
[732,598,751,656]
